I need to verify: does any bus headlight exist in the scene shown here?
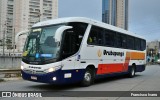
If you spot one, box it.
[45,66,62,73]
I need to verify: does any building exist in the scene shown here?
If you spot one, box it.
[0,0,8,41]
[0,0,58,51]
[102,0,128,30]
[147,40,160,57]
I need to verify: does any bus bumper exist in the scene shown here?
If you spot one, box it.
[21,69,85,85]
[135,65,146,72]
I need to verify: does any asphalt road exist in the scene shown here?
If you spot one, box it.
[0,65,160,100]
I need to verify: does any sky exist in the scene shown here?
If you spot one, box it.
[59,0,160,42]
[129,0,160,41]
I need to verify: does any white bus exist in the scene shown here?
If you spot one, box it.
[21,17,146,86]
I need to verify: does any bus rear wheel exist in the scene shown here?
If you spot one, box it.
[81,68,95,86]
[128,66,135,78]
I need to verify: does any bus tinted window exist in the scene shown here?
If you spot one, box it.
[141,39,146,51]
[104,30,115,47]
[87,26,146,51]
[127,36,135,50]
[115,33,122,48]
[61,22,88,59]
[121,34,127,49]
[135,38,141,50]
[87,26,104,46]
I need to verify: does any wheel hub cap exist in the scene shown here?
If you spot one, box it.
[84,72,91,82]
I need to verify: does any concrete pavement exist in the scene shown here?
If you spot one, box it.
[0,65,160,100]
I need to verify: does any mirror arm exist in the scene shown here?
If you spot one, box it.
[54,26,73,42]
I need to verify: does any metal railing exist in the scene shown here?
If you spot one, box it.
[0,53,22,57]
[0,69,21,74]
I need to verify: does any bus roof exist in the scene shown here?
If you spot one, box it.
[33,17,145,40]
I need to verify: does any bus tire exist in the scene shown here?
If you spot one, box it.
[81,68,95,86]
[128,66,136,78]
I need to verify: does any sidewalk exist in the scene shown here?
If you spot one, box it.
[0,74,22,82]
[0,75,4,82]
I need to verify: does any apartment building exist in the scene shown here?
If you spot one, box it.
[102,0,128,30]
[0,0,58,51]
[147,40,160,56]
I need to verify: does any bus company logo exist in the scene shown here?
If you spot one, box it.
[2,92,11,97]
[97,49,102,57]
[103,50,124,57]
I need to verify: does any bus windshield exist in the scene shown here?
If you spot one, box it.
[23,25,65,64]
[22,22,88,64]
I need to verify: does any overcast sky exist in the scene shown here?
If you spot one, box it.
[59,0,160,41]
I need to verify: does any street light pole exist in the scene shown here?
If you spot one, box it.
[37,10,41,22]
[13,28,15,55]
[2,28,5,56]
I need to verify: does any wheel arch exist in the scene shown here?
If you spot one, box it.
[132,63,136,71]
[85,64,96,76]
[86,64,96,70]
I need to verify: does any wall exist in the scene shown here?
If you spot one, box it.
[0,57,21,69]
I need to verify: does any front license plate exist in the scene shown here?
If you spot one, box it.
[31,76,37,80]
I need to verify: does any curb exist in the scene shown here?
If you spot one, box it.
[2,77,22,81]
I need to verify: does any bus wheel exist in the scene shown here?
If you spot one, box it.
[81,68,95,86]
[128,66,135,78]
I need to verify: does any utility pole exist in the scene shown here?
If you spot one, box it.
[2,28,5,56]
[13,28,15,55]
[2,21,7,56]
[37,10,41,22]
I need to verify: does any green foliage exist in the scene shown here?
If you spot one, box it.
[6,38,13,49]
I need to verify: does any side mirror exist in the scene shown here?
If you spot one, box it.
[15,30,29,45]
[57,41,61,47]
[54,26,73,42]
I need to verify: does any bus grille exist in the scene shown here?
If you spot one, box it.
[24,69,46,75]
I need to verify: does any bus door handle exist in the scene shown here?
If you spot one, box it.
[114,59,116,61]
[100,59,103,61]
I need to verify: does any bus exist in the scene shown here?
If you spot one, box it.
[21,17,146,86]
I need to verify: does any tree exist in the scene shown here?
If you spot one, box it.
[0,39,2,46]
[6,38,13,49]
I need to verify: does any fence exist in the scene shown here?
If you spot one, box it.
[0,55,22,69]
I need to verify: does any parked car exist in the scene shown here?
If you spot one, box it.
[157,59,160,64]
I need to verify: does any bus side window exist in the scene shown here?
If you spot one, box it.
[61,22,88,59]
[127,36,135,50]
[104,30,115,47]
[88,31,97,45]
[61,29,76,59]
[141,39,146,51]
[88,37,93,43]
[87,26,104,46]
[135,38,141,50]
[115,33,122,48]
[121,35,127,49]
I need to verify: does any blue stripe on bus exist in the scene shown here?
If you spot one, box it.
[135,65,146,72]
[21,65,145,84]
[21,69,85,84]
